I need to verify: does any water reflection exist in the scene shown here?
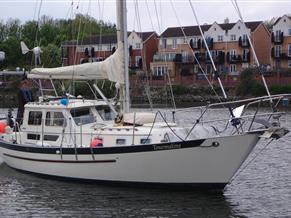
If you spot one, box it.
[0,163,234,217]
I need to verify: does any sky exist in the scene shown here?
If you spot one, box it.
[0,0,290,33]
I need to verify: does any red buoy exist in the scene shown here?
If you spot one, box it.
[90,138,103,148]
[0,120,7,134]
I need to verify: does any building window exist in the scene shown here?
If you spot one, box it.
[194,65,199,73]
[288,44,291,56]
[229,49,236,57]
[205,64,212,74]
[135,56,142,67]
[288,60,291,68]
[136,43,141,49]
[106,44,111,51]
[28,111,42,126]
[230,64,237,73]
[172,39,177,49]
[192,37,199,48]
[243,49,249,60]
[217,35,223,42]
[230,34,236,41]
[275,30,281,41]
[153,66,167,77]
[289,29,291,36]
[275,45,282,57]
[161,38,167,49]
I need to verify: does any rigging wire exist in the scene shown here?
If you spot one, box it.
[145,0,155,31]
[153,0,176,110]
[188,0,229,100]
[169,0,222,101]
[231,0,274,106]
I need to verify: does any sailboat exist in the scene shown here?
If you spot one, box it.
[0,0,289,189]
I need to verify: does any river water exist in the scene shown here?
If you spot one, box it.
[0,108,291,217]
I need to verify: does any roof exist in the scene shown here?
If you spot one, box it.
[161,25,211,38]
[62,31,157,47]
[273,15,291,26]
[133,31,157,41]
[160,21,262,38]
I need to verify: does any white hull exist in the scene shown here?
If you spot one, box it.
[0,133,259,188]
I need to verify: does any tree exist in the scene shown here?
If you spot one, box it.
[41,43,62,68]
[236,68,257,96]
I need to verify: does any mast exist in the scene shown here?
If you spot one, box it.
[116,0,130,113]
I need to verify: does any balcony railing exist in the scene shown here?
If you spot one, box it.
[226,53,250,63]
[271,32,284,44]
[271,48,291,59]
[239,36,250,48]
[205,52,225,64]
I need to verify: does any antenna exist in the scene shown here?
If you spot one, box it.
[20,41,42,67]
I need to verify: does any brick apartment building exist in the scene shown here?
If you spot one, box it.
[61,31,158,72]
[271,15,291,72]
[150,20,271,86]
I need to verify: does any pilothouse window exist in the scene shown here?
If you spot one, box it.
[28,111,42,125]
[96,106,114,121]
[45,112,65,126]
[70,107,95,125]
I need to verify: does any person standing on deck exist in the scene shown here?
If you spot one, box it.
[16,75,33,124]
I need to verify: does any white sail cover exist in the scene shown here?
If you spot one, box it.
[28,42,124,84]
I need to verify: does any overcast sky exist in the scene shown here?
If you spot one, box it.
[0,0,290,33]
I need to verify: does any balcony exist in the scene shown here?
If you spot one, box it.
[271,32,284,44]
[239,37,250,48]
[193,52,205,62]
[153,52,195,63]
[271,48,291,60]
[205,52,225,64]
[226,53,250,63]
[189,39,201,50]
[201,38,213,50]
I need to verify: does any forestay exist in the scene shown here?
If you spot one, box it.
[28,42,124,84]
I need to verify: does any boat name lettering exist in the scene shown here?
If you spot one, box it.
[153,144,181,150]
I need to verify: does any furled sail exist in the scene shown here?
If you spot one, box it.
[28,42,124,84]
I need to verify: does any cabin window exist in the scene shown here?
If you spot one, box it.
[27,134,40,140]
[140,138,151,144]
[70,107,95,125]
[45,112,65,127]
[96,106,114,121]
[44,135,59,141]
[116,139,126,145]
[28,111,42,125]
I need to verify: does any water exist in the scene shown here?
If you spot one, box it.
[0,109,291,217]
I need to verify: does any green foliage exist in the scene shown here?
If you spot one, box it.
[0,14,116,70]
[236,68,257,96]
[171,85,191,95]
[42,44,62,67]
